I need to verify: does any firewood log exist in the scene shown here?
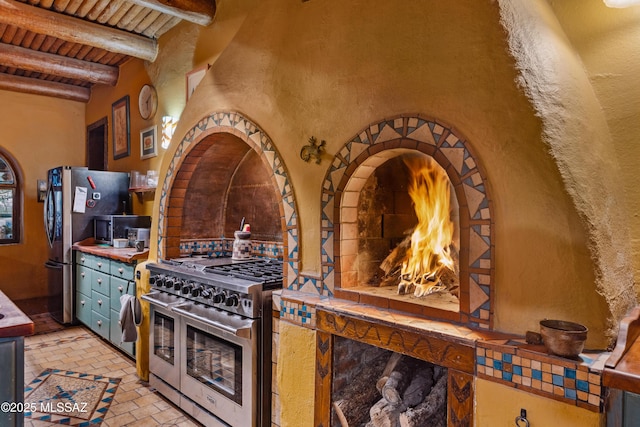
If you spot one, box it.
[380,235,411,276]
[376,352,403,392]
[334,354,389,427]
[379,271,401,288]
[402,366,434,407]
[433,365,447,382]
[398,374,447,427]
[369,398,403,427]
[381,356,413,405]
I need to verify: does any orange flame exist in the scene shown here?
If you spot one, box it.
[399,157,455,297]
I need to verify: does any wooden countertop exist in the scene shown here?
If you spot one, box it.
[603,306,640,394]
[0,291,34,338]
[73,238,149,263]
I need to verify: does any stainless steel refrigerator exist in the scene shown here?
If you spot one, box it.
[44,166,130,324]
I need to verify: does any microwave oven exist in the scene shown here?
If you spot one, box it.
[94,215,151,245]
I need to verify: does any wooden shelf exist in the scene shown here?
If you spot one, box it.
[128,186,156,193]
[129,186,156,202]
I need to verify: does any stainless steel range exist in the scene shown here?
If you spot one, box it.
[142,256,282,427]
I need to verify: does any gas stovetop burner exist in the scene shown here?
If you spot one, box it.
[205,259,283,285]
[165,256,283,283]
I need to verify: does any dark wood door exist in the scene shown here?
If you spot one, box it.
[87,117,108,170]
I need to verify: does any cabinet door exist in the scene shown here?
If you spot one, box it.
[75,292,91,325]
[110,309,134,357]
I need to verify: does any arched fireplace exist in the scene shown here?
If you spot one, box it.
[321,115,494,328]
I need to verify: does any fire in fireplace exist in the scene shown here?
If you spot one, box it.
[347,151,461,314]
[378,155,459,298]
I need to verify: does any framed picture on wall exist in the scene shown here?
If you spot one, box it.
[185,64,210,101]
[140,125,157,160]
[112,95,130,160]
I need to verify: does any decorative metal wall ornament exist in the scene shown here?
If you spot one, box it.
[300,136,326,164]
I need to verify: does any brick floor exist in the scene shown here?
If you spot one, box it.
[23,325,200,427]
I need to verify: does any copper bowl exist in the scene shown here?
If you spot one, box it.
[539,319,588,358]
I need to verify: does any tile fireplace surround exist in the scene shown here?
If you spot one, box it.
[276,290,609,426]
[153,111,614,425]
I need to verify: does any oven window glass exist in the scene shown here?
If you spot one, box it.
[153,312,175,364]
[186,325,243,405]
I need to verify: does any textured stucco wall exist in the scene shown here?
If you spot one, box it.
[548,0,640,295]
[151,0,612,346]
[498,0,636,341]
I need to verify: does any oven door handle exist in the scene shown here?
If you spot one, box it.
[172,304,253,339]
[141,292,184,308]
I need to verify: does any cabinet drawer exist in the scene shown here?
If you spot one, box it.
[91,311,110,340]
[111,261,134,279]
[75,251,95,268]
[75,292,91,325]
[91,290,110,318]
[110,277,134,312]
[93,256,110,273]
[110,309,134,357]
[76,265,92,296]
[92,271,110,296]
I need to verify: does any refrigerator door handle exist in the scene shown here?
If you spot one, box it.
[43,178,57,249]
[44,260,63,269]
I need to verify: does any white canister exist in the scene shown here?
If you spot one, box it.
[232,231,252,260]
[113,238,129,248]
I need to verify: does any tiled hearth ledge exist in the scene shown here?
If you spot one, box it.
[274,290,609,412]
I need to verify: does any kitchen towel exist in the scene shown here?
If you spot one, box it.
[119,293,142,342]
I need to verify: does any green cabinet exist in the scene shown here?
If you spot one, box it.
[74,251,138,358]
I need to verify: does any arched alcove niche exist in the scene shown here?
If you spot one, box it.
[156,111,301,289]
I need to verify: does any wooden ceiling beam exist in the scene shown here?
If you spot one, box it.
[127,0,216,26]
[0,0,158,61]
[0,42,118,85]
[0,73,90,102]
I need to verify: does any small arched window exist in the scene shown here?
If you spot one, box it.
[0,149,21,244]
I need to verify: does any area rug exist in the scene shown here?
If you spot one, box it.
[24,368,120,425]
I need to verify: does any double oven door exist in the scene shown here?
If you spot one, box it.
[144,292,259,427]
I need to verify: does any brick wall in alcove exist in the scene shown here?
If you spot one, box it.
[163,129,284,260]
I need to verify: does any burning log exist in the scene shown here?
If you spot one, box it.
[379,235,460,297]
[380,235,411,280]
[398,374,447,427]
